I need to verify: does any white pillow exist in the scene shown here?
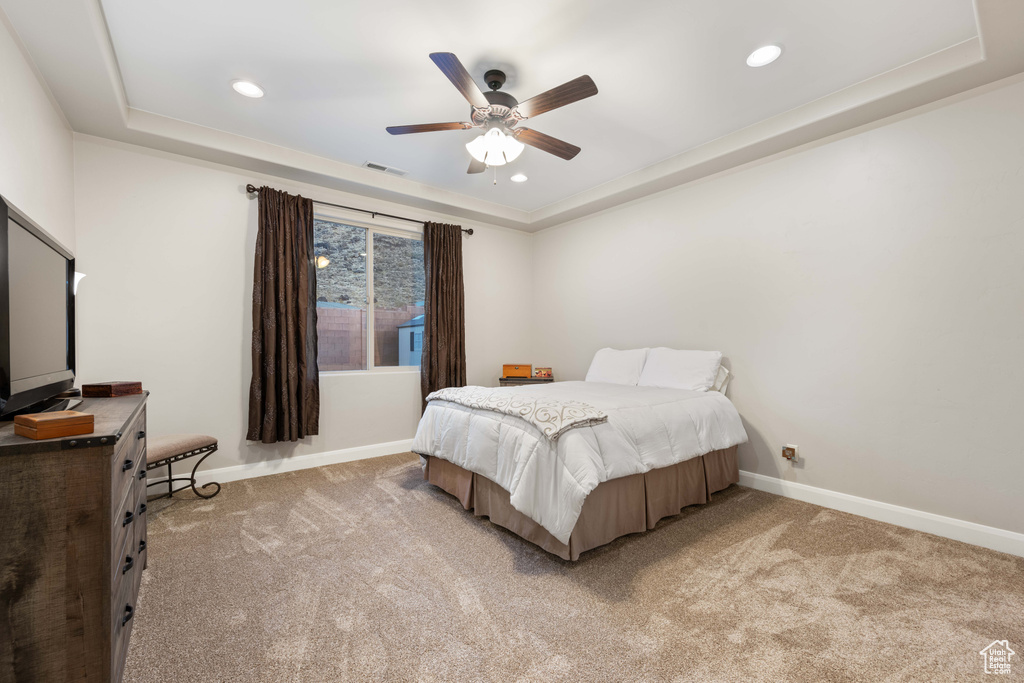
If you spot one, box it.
[638,348,723,392]
[585,348,649,386]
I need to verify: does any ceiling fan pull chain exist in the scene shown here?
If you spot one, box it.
[493,166,497,186]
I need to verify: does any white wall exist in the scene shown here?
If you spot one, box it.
[73,136,533,471]
[531,76,1024,535]
[0,10,74,250]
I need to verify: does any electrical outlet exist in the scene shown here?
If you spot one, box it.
[782,444,799,461]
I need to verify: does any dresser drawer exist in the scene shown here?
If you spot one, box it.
[110,566,138,683]
[112,479,147,585]
[133,472,148,572]
[135,531,148,575]
[110,474,145,576]
[112,484,146,597]
[110,406,146,518]
[112,520,135,584]
[111,482,146,683]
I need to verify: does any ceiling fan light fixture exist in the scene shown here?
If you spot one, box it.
[746,45,782,67]
[466,128,524,167]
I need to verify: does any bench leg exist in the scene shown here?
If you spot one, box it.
[189,446,221,499]
[145,444,222,500]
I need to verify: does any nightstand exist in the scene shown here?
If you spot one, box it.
[499,377,555,387]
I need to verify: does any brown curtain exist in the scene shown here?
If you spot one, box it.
[247,186,320,443]
[421,222,467,411]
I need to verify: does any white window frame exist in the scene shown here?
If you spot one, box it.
[313,208,423,375]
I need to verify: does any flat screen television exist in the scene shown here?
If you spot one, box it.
[0,195,76,419]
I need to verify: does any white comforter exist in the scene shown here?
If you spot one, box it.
[412,381,748,544]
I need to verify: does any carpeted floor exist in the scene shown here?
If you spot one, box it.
[125,452,1023,682]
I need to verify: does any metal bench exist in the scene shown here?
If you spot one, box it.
[146,434,222,499]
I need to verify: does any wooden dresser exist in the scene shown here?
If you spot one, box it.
[0,393,148,683]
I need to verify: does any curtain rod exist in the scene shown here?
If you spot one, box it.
[245,184,473,235]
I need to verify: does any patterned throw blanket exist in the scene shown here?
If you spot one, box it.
[426,386,608,441]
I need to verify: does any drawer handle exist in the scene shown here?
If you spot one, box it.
[122,604,134,626]
[123,510,134,527]
[138,503,147,515]
[137,430,146,440]
[137,469,146,481]
[139,539,147,553]
[122,458,133,472]
[122,554,134,574]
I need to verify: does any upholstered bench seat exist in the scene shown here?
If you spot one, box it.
[146,434,222,499]
[147,434,217,463]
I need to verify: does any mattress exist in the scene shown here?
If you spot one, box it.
[412,381,748,544]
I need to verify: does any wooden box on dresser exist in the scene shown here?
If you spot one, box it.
[0,393,148,683]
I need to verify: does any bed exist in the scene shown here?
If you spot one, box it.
[412,348,748,560]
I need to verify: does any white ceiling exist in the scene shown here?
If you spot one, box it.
[3,0,1024,231]
[97,0,976,212]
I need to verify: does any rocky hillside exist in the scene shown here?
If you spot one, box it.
[313,220,424,309]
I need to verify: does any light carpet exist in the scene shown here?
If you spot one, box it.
[125,452,1024,682]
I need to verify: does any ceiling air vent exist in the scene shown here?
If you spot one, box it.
[363,161,408,177]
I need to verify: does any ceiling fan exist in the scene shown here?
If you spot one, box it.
[386,52,598,174]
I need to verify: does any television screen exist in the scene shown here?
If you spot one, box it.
[8,218,71,391]
[1,195,75,418]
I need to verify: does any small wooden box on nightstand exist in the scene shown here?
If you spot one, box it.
[501,364,532,378]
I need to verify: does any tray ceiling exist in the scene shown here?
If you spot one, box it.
[3,0,1023,230]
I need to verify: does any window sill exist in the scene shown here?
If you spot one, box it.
[319,368,421,377]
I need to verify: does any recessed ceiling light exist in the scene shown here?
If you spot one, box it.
[510,173,528,183]
[746,45,782,68]
[232,80,264,98]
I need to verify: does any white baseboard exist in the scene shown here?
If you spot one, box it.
[151,439,414,489]
[739,470,1024,558]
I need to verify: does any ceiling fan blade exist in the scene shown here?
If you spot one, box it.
[429,52,490,109]
[467,158,486,174]
[514,128,581,160]
[386,122,473,135]
[515,75,598,120]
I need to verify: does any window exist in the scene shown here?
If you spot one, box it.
[313,217,424,371]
